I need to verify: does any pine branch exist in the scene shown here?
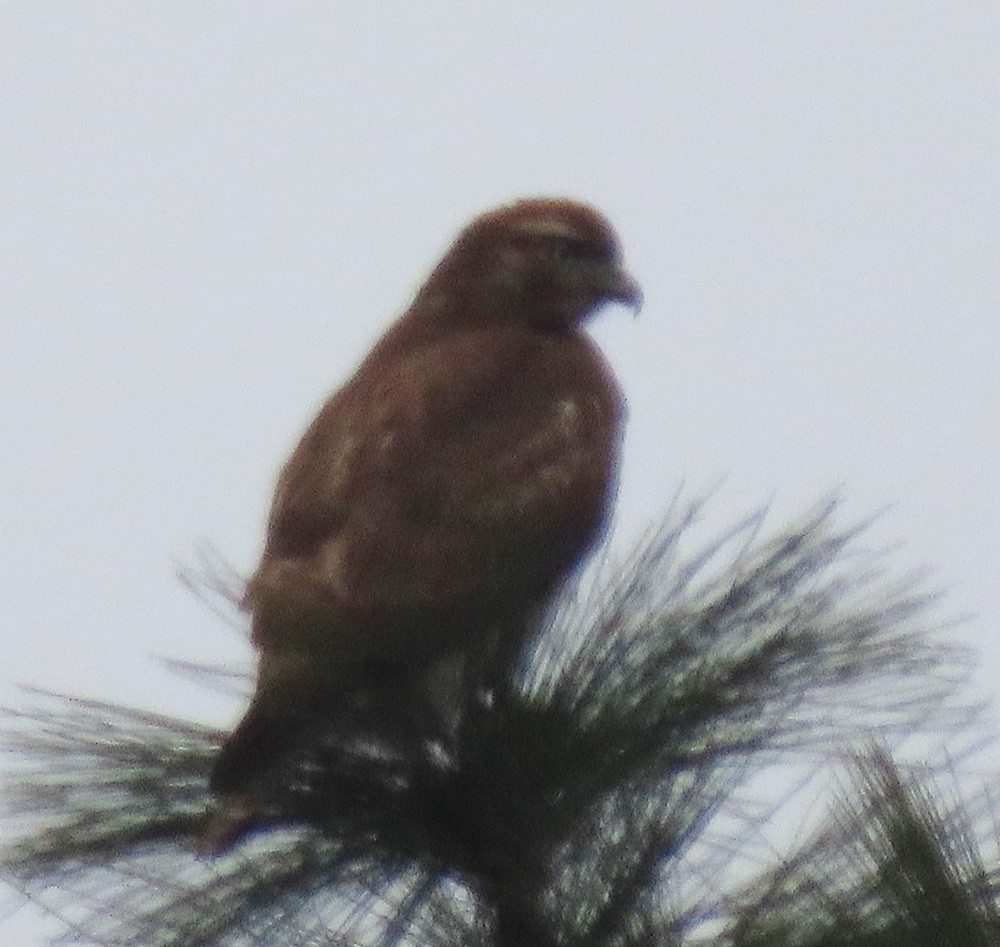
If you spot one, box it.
[1,494,981,945]
[729,748,1000,945]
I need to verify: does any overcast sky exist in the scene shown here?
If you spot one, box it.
[3,6,999,943]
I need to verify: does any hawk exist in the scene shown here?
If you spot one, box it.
[206,198,638,842]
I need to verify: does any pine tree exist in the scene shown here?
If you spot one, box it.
[3,495,995,946]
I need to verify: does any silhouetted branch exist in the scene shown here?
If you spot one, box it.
[730,748,1000,945]
[1,494,983,945]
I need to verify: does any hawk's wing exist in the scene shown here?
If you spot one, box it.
[253,325,622,651]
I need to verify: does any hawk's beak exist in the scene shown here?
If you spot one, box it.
[606,267,643,315]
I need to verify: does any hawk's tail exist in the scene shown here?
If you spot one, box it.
[199,703,305,855]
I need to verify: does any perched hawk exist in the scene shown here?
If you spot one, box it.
[207,198,638,841]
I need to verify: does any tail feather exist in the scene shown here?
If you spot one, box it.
[197,792,262,856]
[209,701,306,796]
[201,704,311,855]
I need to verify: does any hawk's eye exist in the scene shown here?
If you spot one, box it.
[550,237,603,266]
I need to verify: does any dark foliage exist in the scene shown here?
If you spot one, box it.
[731,748,1000,946]
[1,496,988,946]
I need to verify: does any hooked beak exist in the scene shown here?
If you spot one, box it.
[605,266,643,315]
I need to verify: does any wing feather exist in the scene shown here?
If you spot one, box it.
[254,325,622,647]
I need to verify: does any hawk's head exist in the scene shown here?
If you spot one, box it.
[419,198,641,331]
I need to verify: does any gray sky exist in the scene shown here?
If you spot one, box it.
[3,5,999,942]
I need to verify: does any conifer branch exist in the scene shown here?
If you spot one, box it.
[1,495,982,946]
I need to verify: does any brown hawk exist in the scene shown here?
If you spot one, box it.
[206,198,638,844]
